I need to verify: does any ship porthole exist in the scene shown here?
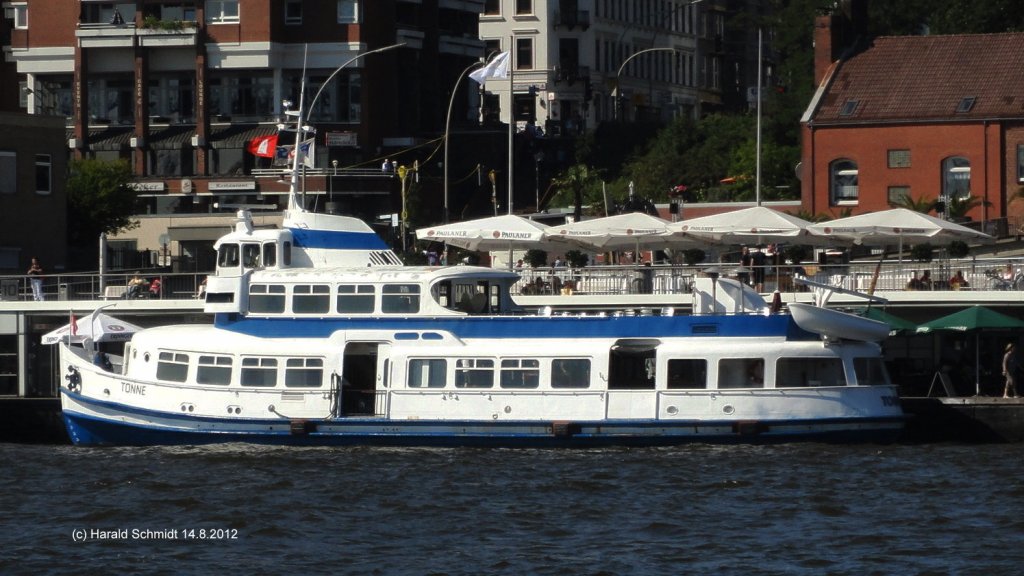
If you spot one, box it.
[723,405,735,415]
[666,406,679,415]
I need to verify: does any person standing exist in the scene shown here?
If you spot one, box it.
[27,257,44,301]
[1003,343,1019,398]
[738,246,752,286]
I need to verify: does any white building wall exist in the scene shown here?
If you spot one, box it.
[478,0,705,134]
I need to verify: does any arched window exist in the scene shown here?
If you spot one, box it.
[830,159,858,204]
[942,156,971,200]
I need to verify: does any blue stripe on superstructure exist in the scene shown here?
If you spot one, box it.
[287,227,389,250]
[213,314,816,340]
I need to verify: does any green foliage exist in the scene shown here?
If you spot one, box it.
[682,249,706,266]
[911,243,934,262]
[549,164,601,220]
[889,193,936,214]
[784,244,812,264]
[524,249,548,268]
[141,15,189,30]
[946,194,988,220]
[948,240,970,259]
[66,158,139,245]
[565,249,589,268]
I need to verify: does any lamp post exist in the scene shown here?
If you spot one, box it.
[398,164,409,252]
[329,159,337,203]
[612,47,678,121]
[287,42,405,212]
[444,60,485,224]
[488,169,498,215]
[534,151,544,211]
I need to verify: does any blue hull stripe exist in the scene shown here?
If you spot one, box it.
[287,227,389,250]
[214,313,816,340]
[62,390,904,447]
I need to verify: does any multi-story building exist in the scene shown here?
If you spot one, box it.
[802,3,1024,232]
[2,0,487,269]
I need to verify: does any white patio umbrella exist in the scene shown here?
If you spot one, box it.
[42,312,143,345]
[543,212,701,252]
[669,206,824,245]
[415,214,555,252]
[806,208,993,261]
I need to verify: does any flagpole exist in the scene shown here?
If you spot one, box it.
[508,34,514,216]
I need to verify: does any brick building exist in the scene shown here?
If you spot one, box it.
[2,0,488,268]
[801,6,1024,233]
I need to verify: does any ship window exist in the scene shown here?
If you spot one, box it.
[249,284,286,313]
[197,355,233,385]
[242,244,261,268]
[382,284,420,313]
[408,359,447,388]
[262,242,277,268]
[285,358,323,388]
[719,358,764,389]
[156,351,189,382]
[455,359,494,388]
[667,359,707,389]
[241,357,278,387]
[854,357,889,386]
[337,284,375,313]
[218,243,239,268]
[551,359,591,389]
[282,241,292,266]
[500,359,540,389]
[293,284,330,313]
[776,357,844,388]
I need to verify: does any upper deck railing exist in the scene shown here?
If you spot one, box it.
[4,256,1024,305]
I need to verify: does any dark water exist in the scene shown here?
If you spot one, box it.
[2,442,1024,576]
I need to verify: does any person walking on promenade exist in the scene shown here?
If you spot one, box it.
[27,257,44,301]
[1003,343,1019,398]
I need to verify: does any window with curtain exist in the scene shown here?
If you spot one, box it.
[830,159,858,204]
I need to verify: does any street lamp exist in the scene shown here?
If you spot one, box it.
[444,60,485,224]
[287,42,405,212]
[488,169,498,216]
[612,47,678,121]
[398,164,410,252]
[534,151,544,211]
[329,159,338,203]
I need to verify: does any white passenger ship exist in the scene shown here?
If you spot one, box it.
[58,199,905,446]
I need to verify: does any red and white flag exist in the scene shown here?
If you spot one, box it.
[69,311,77,336]
[247,134,278,158]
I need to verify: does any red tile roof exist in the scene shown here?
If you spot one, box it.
[811,32,1024,124]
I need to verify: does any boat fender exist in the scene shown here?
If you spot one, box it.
[551,421,581,437]
[289,419,315,435]
[64,366,81,393]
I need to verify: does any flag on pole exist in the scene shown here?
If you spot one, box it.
[247,134,278,158]
[273,144,293,166]
[288,138,315,168]
[70,311,77,336]
[469,51,510,89]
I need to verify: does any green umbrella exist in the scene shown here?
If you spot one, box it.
[917,306,1024,395]
[861,307,917,336]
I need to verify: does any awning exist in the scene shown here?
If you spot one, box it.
[149,126,195,150]
[74,127,133,151]
[209,124,278,150]
[167,226,232,242]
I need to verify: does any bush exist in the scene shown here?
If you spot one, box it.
[911,243,934,262]
[565,249,589,268]
[948,240,970,259]
[682,249,706,266]
[524,249,548,267]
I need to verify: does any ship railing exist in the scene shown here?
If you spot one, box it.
[509,257,1024,296]
[0,271,209,303]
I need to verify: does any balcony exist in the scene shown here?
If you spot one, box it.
[553,10,590,30]
[75,20,197,49]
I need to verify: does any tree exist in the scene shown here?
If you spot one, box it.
[67,158,139,246]
[550,164,600,221]
[889,192,937,214]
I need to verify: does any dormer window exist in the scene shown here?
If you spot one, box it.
[956,97,976,113]
[839,99,859,117]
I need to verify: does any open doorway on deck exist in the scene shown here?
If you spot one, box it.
[341,342,380,415]
[608,339,660,390]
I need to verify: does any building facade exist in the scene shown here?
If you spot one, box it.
[2,0,487,267]
[802,6,1024,232]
